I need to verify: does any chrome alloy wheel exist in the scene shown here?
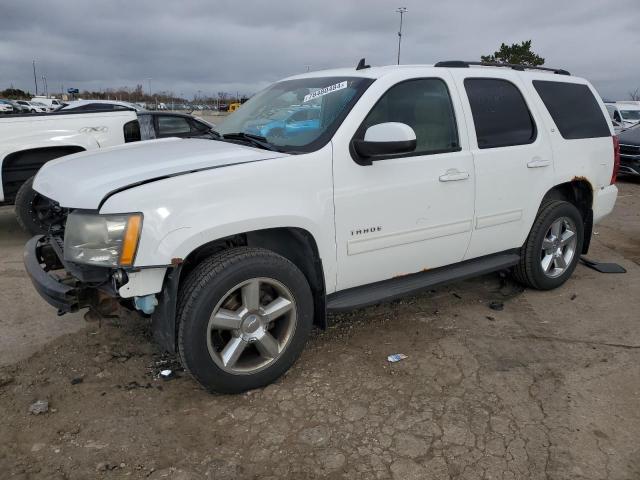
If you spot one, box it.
[540,216,578,278]
[206,277,296,374]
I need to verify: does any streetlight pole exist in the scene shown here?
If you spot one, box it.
[396,7,407,65]
[32,60,38,96]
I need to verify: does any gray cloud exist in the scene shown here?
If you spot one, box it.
[1,0,638,99]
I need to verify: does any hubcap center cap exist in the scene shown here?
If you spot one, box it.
[241,314,262,335]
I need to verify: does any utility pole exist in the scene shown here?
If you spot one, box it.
[32,60,38,95]
[41,75,48,98]
[396,7,407,65]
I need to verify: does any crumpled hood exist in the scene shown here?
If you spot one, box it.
[34,138,287,209]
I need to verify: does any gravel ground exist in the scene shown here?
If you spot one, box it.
[0,180,639,480]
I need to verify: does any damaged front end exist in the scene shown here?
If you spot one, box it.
[24,234,131,318]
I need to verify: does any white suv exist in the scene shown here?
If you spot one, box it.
[25,60,619,393]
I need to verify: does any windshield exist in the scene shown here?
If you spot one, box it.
[216,76,373,153]
[621,110,640,121]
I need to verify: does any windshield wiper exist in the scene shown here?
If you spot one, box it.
[221,132,280,151]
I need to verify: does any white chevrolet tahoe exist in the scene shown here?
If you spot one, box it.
[24,60,620,393]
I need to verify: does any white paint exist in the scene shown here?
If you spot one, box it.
[363,122,416,143]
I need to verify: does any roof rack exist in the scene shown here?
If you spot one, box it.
[434,60,570,76]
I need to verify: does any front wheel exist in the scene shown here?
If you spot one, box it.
[514,200,584,290]
[15,176,63,235]
[177,247,314,393]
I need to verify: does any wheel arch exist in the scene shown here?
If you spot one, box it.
[1,145,86,203]
[152,227,327,354]
[540,178,593,254]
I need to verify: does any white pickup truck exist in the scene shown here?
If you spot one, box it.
[24,60,619,394]
[0,108,215,234]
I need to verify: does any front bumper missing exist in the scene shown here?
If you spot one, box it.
[24,235,81,313]
[23,235,114,315]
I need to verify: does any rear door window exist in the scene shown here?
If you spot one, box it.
[157,116,191,136]
[464,78,536,149]
[533,80,610,139]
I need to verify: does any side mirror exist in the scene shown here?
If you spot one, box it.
[352,122,416,162]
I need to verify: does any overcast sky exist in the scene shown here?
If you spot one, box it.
[1,0,638,100]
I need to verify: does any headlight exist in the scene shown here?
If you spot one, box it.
[64,212,143,267]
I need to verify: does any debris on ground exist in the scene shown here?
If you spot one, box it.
[486,316,496,321]
[387,353,408,363]
[28,399,49,415]
[571,294,577,301]
[489,301,504,311]
[71,377,84,385]
[159,369,176,380]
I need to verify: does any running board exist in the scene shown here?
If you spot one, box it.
[326,250,520,312]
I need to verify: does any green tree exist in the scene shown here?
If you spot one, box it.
[481,40,544,66]
[1,88,31,99]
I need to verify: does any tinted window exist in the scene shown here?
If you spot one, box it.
[464,78,536,149]
[533,81,610,139]
[359,78,459,156]
[157,116,191,136]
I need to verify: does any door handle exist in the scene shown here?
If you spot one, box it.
[527,157,551,168]
[439,169,469,182]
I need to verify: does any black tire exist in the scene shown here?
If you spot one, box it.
[15,176,59,235]
[177,247,314,394]
[514,200,584,290]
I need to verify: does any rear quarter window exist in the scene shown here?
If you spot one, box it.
[532,81,610,139]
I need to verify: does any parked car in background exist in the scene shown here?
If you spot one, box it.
[617,124,640,176]
[0,100,15,113]
[5,100,30,113]
[245,105,320,138]
[31,97,64,111]
[0,108,216,234]
[61,99,144,112]
[23,61,618,394]
[605,102,640,129]
[15,100,48,112]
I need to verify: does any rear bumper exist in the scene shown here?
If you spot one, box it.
[593,184,618,224]
[620,153,640,175]
[23,235,80,313]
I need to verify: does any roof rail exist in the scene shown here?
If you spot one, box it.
[434,60,570,76]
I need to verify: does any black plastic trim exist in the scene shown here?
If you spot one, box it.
[434,60,570,76]
[326,250,520,312]
[151,265,181,353]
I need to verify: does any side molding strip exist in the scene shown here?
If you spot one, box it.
[475,209,523,229]
[347,219,472,256]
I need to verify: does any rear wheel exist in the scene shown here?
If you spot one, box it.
[514,200,584,290]
[177,247,313,393]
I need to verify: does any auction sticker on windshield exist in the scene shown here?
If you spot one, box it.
[304,81,347,103]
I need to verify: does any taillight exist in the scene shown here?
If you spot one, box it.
[611,135,620,185]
